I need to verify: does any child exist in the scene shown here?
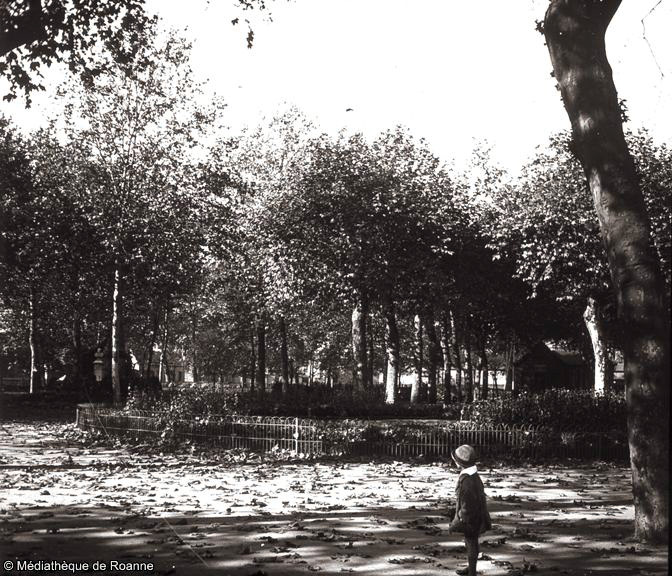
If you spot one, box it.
[448,444,491,576]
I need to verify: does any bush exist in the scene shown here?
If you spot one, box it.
[125,386,626,434]
[460,389,626,434]
[124,383,460,420]
[121,386,627,453]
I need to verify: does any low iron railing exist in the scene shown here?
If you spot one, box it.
[75,404,629,461]
[0,376,30,392]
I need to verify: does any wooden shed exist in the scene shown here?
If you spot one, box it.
[514,342,590,392]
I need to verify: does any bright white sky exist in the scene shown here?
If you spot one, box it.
[1,0,670,172]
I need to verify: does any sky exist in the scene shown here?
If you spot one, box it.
[1,0,670,173]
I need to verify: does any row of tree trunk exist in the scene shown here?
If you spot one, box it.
[359,295,496,405]
[27,274,610,407]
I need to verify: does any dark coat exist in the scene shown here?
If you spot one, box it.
[449,472,491,536]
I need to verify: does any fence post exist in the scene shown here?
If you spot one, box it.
[295,417,299,454]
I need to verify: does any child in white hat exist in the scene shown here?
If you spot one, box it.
[448,444,491,576]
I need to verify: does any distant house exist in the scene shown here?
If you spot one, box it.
[514,342,590,392]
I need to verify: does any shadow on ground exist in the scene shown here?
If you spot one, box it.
[0,415,667,575]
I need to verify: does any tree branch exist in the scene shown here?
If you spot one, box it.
[0,0,45,57]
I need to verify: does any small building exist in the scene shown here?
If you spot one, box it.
[514,342,590,392]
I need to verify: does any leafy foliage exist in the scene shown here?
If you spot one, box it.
[125,384,455,420]
[461,389,626,434]
[0,0,153,103]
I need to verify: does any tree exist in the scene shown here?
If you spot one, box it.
[489,132,614,390]
[0,0,152,102]
[262,127,457,399]
[0,121,106,394]
[59,30,219,402]
[215,107,318,393]
[492,131,670,394]
[544,0,670,542]
[0,119,44,392]
[0,0,274,103]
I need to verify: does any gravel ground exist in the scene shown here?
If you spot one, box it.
[0,419,667,576]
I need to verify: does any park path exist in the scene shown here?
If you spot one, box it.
[0,419,668,576]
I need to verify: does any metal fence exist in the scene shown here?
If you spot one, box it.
[76,404,325,454]
[75,404,629,461]
[0,376,30,392]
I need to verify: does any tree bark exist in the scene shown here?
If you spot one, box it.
[479,333,489,400]
[249,322,256,391]
[351,292,370,387]
[367,313,375,388]
[440,314,452,404]
[583,296,614,393]
[545,0,670,542]
[383,299,400,405]
[255,315,266,393]
[279,316,290,393]
[505,332,515,393]
[72,308,82,390]
[464,317,474,403]
[190,309,199,382]
[145,303,161,380]
[28,287,40,394]
[411,314,423,404]
[425,312,441,404]
[359,294,370,388]
[351,305,361,385]
[111,268,122,404]
[158,303,169,385]
[450,311,463,403]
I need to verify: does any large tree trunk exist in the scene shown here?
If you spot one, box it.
[478,333,489,400]
[464,318,474,403]
[425,312,441,404]
[367,313,375,387]
[111,268,122,404]
[505,331,516,393]
[279,316,290,394]
[190,310,199,382]
[583,296,614,393]
[351,292,370,388]
[545,0,670,543]
[249,322,256,391]
[255,315,266,394]
[383,299,400,405]
[72,308,83,390]
[351,305,361,385]
[359,294,370,388]
[158,303,169,385]
[118,307,130,393]
[28,287,40,394]
[411,314,423,404]
[440,314,452,404]
[144,303,161,380]
[450,311,463,403]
